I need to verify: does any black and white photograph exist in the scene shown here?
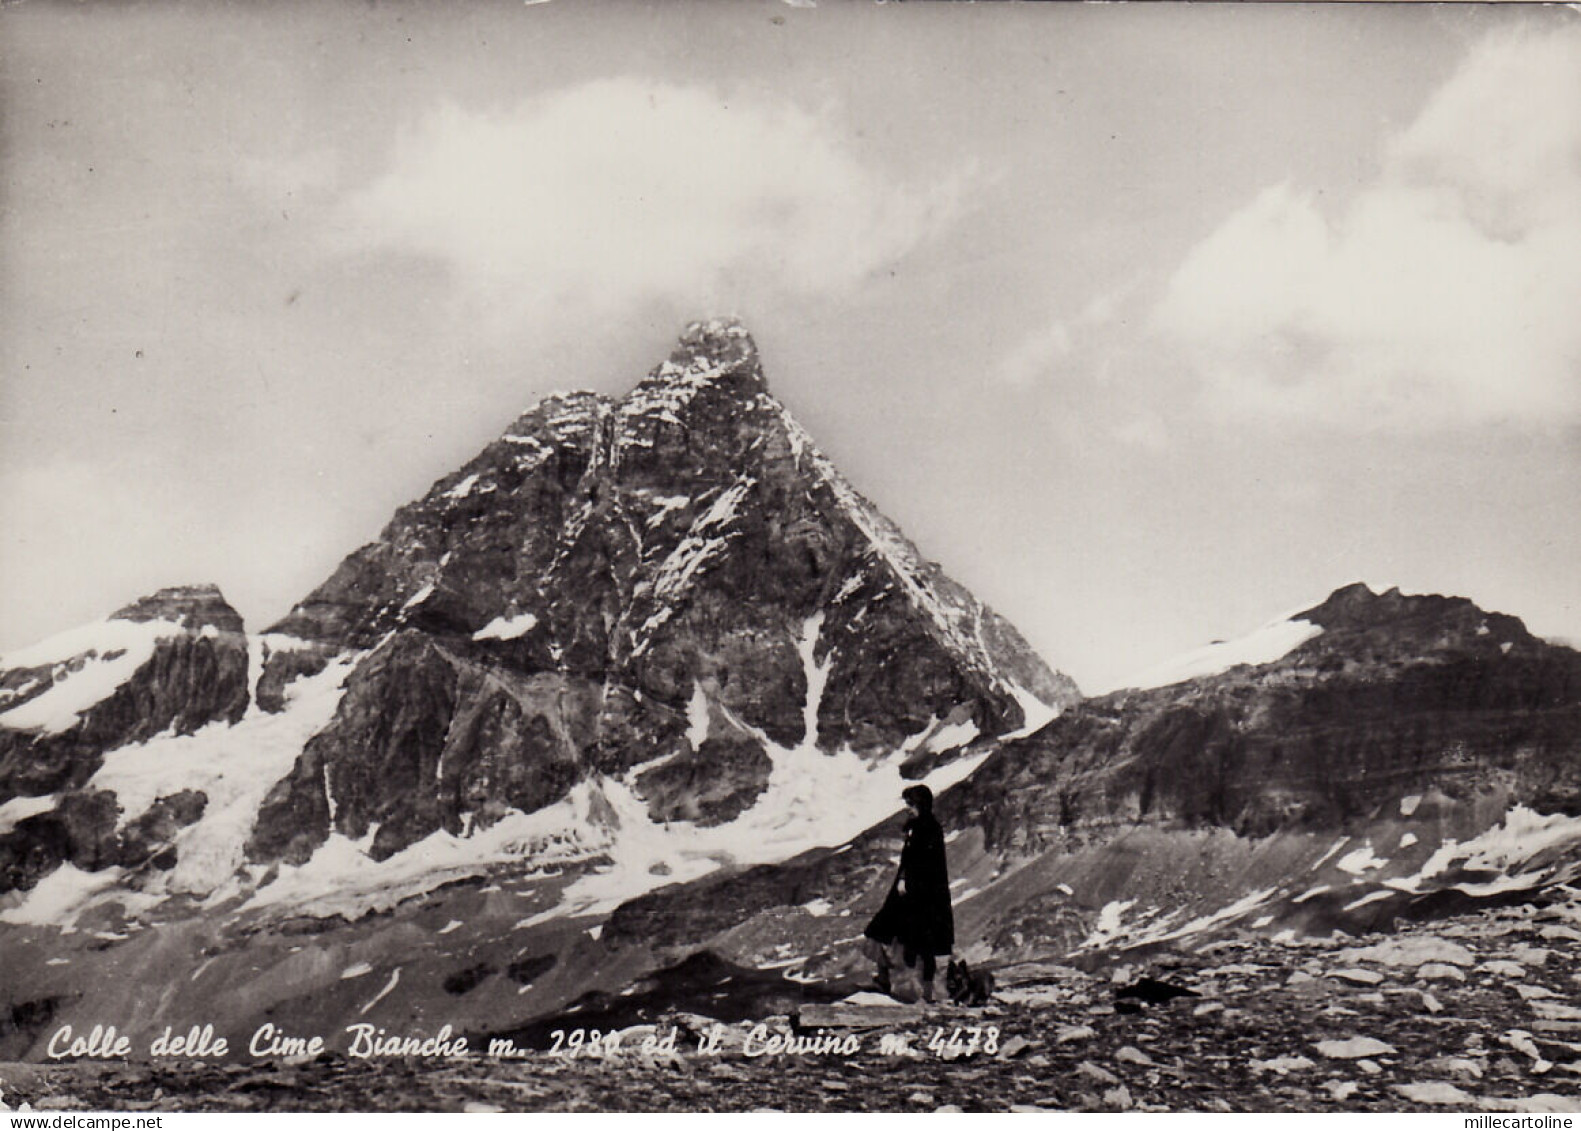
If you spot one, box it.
[2,0,1580,1114]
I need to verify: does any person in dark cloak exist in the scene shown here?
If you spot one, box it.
[863,783,954,1002]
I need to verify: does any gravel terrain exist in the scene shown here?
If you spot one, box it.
[6,896,1581,1113]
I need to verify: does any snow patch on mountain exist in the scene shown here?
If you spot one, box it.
[1005,681,1060,738]
[245,781,610,919]
[901,715,980,756]
[0,862,146,927]
[1337,843,1389,875]
[1078,887,1281,953]
[631,479,755,654]
[0,618,186,734]
[78,652,360,897]
[685,682,710,750]
[1383,807,1581,896]
[533,737,994,924]
[401,585,435,612]
[1118,617,1324,693]
[538,393,608,447]
[443,474,481,500]
[473,613,538,642]
[797,612,831,749]
[0,794,58,836]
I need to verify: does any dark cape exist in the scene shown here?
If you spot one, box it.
[864,811,954,960]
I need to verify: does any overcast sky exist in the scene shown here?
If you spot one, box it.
[3,1,1578,694]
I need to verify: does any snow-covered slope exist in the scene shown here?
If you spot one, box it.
[1117,616,1324,693]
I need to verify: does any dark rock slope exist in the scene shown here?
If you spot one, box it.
[247,318,1077,864]
[950,584,1581,853]
[0,585,248,891]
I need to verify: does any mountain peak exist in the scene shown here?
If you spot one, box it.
[653,316,764,391]
[1285,581,1538,660]
[111,584,245,634]
[679,315,754,351]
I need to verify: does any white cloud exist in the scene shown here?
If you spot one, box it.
[1153,28,1581,430]
[996,281,1143,388]
[997,320,1073,387]
[336,80,968,331]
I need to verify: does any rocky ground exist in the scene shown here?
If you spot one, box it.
[6,893,1581,1113]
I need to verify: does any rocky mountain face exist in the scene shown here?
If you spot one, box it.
[246,317,1075,866]
[597,584,1581,967]
[0,319,1074,909]
[0,586,248,892]
[949,583,1581,852]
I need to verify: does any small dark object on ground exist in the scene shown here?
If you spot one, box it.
[946,959,996,1006]
[1114,976,1200,1006]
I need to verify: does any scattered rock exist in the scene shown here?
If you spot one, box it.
[1330,968,1384,986]
[1503,1031,1545,1062]
[1192,1001,1225,1017]
[1115,1046,1154,1067]
[1480,960,1526,979]
[1343,936,1474,968]
[1511,945,1552,967]
[796,1004,922,1031]
[1325,1081,1360,1102]
[1055,1025,1097,1044]
[1315,1037,1397,1060]
[1416,963,1466,982]
[1515,984,1558,1001]
[1102,1086,1134,1111]
[1358,1060,1383,1076]
[1483,1094,1581,1114]
[1396,1082,1474,1106]
[1421,991,1444,1014]
[1076,1062,1121,1086]
[997,1036,1033,1059]
[1252,1056,1315,1076]
[1423,1056,1485,1080]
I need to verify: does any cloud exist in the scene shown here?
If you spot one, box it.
[1153,27,1581,430]
[995,284,1137,387]
[336,80,968,331]
[997,320,1073,387]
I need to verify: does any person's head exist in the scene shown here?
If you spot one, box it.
[901,784,933,816]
